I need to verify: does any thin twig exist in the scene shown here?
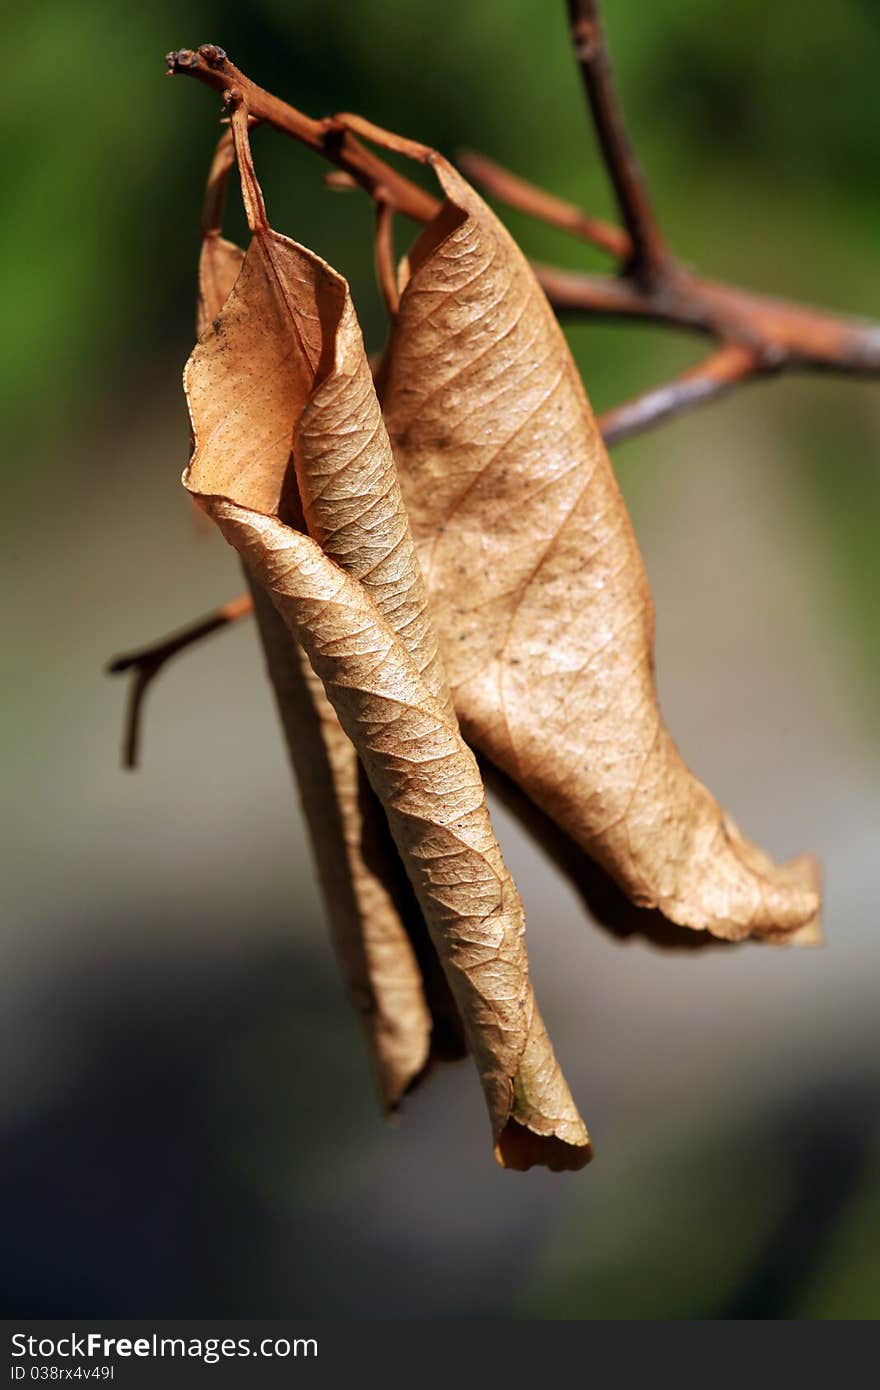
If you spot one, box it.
[457,150,628,258]
[459,0,880,448]
[168,26,880,452]
[107,594,253,768]
[566,0,668,282]
[166,46,440,223]
[115,12,879,758]
[200,115,259,236]
[597,343,762,445]
[200,125,235,237]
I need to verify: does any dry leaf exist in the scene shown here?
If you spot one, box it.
[207,502,592,1172]
[191,118,461,1106]
[341,120,820,944]
[187,112,451,726]
[183,109,588,1167]
[248,579,462,1103]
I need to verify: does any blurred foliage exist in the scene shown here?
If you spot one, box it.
[518,1084,880,1318]
[6,0,879,1318]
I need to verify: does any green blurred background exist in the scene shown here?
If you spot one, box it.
[3,0,879,1318]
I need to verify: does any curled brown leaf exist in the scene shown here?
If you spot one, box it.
[190,116,461,1106]
[247,579,457,1105]
[207,502,592,1171]
[183,108,589,1165]
[338,121,821,944]
[187,108,451,719]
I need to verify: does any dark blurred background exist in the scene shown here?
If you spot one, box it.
[3,0,879,1319]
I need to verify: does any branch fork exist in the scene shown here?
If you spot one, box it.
[166,18,879,446]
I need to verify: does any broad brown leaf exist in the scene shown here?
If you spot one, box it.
[343,120,820,944]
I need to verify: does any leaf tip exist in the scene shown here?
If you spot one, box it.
[494,1121,594,1174]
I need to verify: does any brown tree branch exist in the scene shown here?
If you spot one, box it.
[166,46,440,223]
[597,343,762,444]
[534,262,880,376]
[457,149,628,258]
[107,594,253,768]
[566,0,669,283]
[116,13,878,766]
[463,0,880,437]
[167,23,880,456]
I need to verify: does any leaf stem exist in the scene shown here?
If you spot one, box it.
[166,46,439,223]
[373,193,400,318]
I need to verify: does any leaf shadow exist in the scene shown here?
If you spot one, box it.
[483,761,730,953]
